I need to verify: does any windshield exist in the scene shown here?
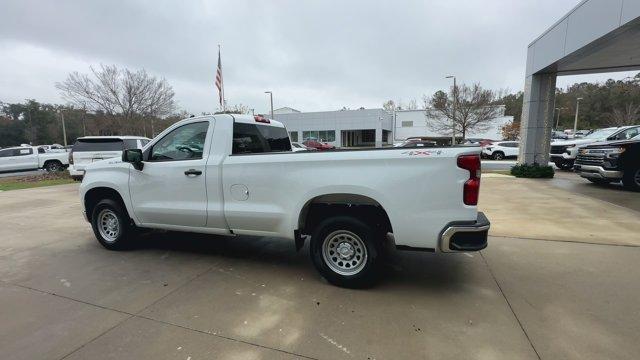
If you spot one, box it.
[582,128,618,139]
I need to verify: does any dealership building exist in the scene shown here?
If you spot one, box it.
[273,106,512,148]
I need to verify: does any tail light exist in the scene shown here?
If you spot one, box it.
[457,154,481,206]
[68,150,74,165]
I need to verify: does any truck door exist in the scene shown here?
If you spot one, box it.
[10,148,38,170]
[129,121,211,227]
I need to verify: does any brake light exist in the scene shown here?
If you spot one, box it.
[457,154,481,206]
[254,115,270,123]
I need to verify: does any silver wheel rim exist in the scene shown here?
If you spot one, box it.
[321,230,368,276]
[97,209,120,243]
[634,169,640,186]
[495,153,503,160]
[48,163,59,171]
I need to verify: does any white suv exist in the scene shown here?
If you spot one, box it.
[68,136,149,180]
[482,141,519,160]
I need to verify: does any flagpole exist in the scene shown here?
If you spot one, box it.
[218,44,226,112]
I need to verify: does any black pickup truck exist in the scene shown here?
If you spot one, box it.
[574,138,640,191]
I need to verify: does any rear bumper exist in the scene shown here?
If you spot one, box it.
[439,212,490,252]
[573,164,622,180]
[67,165,85,177]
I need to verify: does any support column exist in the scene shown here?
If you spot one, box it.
[375,124,383,148]
[518,72,557,165]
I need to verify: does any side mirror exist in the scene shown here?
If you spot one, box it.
[122,148,144,171]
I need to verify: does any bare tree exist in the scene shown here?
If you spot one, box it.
[423,83,501,139]
[56,65,176,133]
[607,103,640,126]
[214,103,250,115]
[382,100,396,112]
[406,99,418,110]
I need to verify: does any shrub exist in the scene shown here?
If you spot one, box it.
[510,163,555,178]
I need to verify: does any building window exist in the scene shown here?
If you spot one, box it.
[289,131,298,142]
[361,129,375,143]
[303,130,335,142]
[401,121,413,127]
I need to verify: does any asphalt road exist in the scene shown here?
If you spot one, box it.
[0,182,639,360]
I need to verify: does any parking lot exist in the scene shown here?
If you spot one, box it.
[1,176,639,360]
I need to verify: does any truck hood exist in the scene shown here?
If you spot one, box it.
[551,138,603,147]
[582,138,640,149]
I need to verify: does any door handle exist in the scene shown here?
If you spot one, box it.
[184,169,202,176]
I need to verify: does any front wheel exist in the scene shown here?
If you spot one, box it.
[622,166,640,192]
[555,160,574,170]
[310,216,382,288]
[492,152,504,160]
[90,199,134,250]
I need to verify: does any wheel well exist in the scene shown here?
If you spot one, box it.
[84,187,128,222]
[43,159,62,165]
[298,194,392,236]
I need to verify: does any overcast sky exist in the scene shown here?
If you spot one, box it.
[0,0,637,115]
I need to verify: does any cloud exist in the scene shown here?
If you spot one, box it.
[0,0,622,114]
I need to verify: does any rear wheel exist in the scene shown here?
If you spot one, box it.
[90,199,134,250]
[310,216,382,288]
[44,160,63,172]
[622,165,640,192]
[492,152,504,160]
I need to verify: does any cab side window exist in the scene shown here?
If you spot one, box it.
[611,127,639,141]
[13,148,33,156]
[0,149,13,158]
[150,122,209,161]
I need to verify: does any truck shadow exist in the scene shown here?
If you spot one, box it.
[129,230,473,291]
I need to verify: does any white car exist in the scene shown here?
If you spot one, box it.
[68,136,150,180]
[482,141,519,160]
[549,125,640,170]
[0,146,69,172]
[79,114,489,288]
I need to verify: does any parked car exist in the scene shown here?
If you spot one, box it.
[79,114,489,288]
[550,125,640,170]
[0,146,69,172]
[482,141,519,160]
[551,130,569,140]
[574,137,640,191]
[291,142,314,152]
[303,139,335,150]
[68,136,150,180]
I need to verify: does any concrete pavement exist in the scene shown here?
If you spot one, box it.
[0,180,639,359]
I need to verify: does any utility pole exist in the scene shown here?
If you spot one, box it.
[60,110,67,146]
[446,75,456,146]
[573,98,583,136]
[554,107,566,130]
[265,91,273,118]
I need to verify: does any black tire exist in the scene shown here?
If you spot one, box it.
[622,165,640,192]
[90,199,134,250]
[71,175,83,181]
[587,178,611,185]
[310,216,382,288]
[555,160,574,171]
[44,160,63,172]
[492,152,505,160]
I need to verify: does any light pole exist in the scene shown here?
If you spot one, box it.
[265,91,273,119]
[445,75,456,146]
[59,109,67,146]
[554,107,566,130]
[573,97,583,136]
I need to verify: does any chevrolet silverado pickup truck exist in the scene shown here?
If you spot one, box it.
[79,114,489,287]
[0,146,69,172]
[550,125,640,170]
[574,137,640,191]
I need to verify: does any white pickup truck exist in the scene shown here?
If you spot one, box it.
[79,114,489,287]
[0,146,69,172]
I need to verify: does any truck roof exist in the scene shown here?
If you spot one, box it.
[184,114,286,128]
[76,136,150,140]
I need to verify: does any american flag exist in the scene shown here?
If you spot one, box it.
[215,47,224,107]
